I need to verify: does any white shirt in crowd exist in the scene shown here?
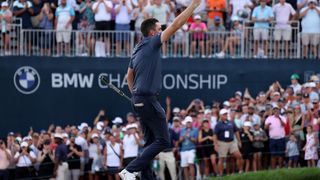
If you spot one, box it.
[240,113,261,127]
[148,4,169,25]
[92,0,112,22]
[106,142,121,167]
[230,0,253,18]
[123,134,139,158]
[115,2,132,24]
[75,136,89,151]
[290,83,302,95]
[89,143,102,160]
[14,151,36,167]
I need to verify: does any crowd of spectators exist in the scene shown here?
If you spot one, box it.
[1,73,320,180]
[0,0,319,57]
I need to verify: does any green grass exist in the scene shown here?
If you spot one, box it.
[206,168,320,180]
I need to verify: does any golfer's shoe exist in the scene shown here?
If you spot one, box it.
[119,169,138,180]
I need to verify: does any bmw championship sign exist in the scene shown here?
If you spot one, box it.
[14,66,40,94]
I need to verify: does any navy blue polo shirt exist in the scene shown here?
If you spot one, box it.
[214,120,238,142]
[128,33,162,95]
[13,0,33,29]
[55,143,68,162]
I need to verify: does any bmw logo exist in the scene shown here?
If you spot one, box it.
[14,66,40,94]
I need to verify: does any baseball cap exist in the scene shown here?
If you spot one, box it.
[202,118,209,123]
[91,133,99,139]
[54,133,63,139]
[21,142,29,148]
[290,73,300,80]
[173,116,180,121]
[303,93,309,98]
[62,133,69,139]
[173,107,180,113]
[194,15,201,20]
[112,117,123,124]
[310,75,320,83]
[235,91,242,97]
[229,98,236,102]
[78,122,88,131]
[231,16,240,22]
[126,123,138,130]
[214,16,220,22]
[204,109,212,115]
[272,105,280,109]
[223,101,230,107]
[308,0,317,3]
[219,109,228,115]
[183,116,193,124]
[8,132,14,136]
[272,92,280,96]
[1,2,8,7]
[127,112,135,118]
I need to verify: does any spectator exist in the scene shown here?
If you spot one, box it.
[286,134,299,168]
[147,0,170,57]
[264,106,286,169]
[13,0,34,54]
[292,105,305,144]
[77,0,95,56]
[54,0,75,56]
[122,123,141,167]
[290,74,302,95]
[206,0,226,25]
[215,16,243,58]
[239,121,254,172]
[206,16,225,57]
[37,139,54,178]
[297,0,308,10]
[53,134,69,180]
[67,135,83,180]
[173,23,188,57]
[198,118,218,177]
[229,0,253,20]
[252,122,267,171]
[299,0,320,59]
[92,0,112,57]
[115,0,132,57]
[158,124,179,180]
[272,0,296,58]
[0,1,12,55]
[31,0,43,29]
[178,116,198,180]
[132,0,148,42]
[189,14,207,58]
[14,141,37,179]
[303,125,318,167]
[103,133,122,180]
[38,3,54,56]
[251,0,273,58]
[214,109,243,176]
[0,139,11,180]
[240,105,261,127]
[75,130,89,178]
[88,133,103,180]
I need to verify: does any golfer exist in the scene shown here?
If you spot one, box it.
[119,0,201,179]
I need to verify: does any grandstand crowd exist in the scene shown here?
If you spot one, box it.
[0,0,319,57]
[1,73,320,180]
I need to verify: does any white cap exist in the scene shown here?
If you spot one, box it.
[309,82,316,88]
[62,133,69,138]
[183,116,193,125]
[96,121,104,131]
[310,75,320,83]
[78,122,88,131]
[272,91,280,96]
[121,127,127,132]
[223,101,230,107]
[54,133,63,139]
[112,117,123,124]
[173,107,180,113]
[308,0,317,3]
[243,121,252,127]
[204,109,212,115]
[126,123,138,130]
[1,2,8,7]
[235,91,242,97]
[194,15,201,20]
[231,16,240,21]
[21,142,29,148]
[23,136,32,141]
[219,109,228,115]
[91,133,99,139]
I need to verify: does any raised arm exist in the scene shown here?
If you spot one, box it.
[160,0,200,43]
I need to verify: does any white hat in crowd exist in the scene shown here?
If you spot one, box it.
[173,107,180,113]
[223,101,230,107]
[78,122,88,131]
[22,136,32,141]
[15,137,22,143]
[204,109,212,115]
[112,117,123,124]
[243,121,252,127]
[96,121,104,130]
[308,0,317,3]
[1,2,8,7]
[20,142,29,148]
[219,109,228,115]
[62,133,69,139]
[54,133,63,139]
[182,116,193,125]
[194,15,201,20]
[235,91,242,97]
[126,123,138,130]
[91,133,99,139]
